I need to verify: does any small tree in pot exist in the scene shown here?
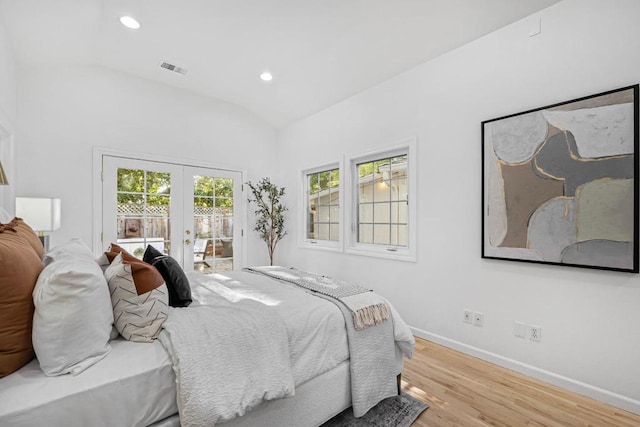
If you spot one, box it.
[246,178,287,266]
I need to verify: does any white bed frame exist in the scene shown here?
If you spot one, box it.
[152,361,352,427]
[151,349,403,427]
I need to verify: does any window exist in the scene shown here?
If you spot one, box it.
[301,164,342,250]
[347,139,416,261]
[356,155,407,246]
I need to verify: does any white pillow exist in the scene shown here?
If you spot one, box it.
[32,238,113,376]
[104,253,169,342]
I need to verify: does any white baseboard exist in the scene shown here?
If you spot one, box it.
[410,326,640,416]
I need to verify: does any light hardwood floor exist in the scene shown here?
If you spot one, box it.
[401,337,640,426]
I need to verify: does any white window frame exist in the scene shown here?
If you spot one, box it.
[345,138,417,262]
[299,160,344,252]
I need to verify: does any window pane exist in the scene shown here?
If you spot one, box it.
[215,197,233,207]
[310,190,320,203]
[373,224,391,245]
[391,178,407,201]
[329,190,339,205]
[390,225,399,246]
[359,224,373,244]
[194,176,214,196]
[215,178,233,198]
[329,205,340,223]
[148,172,171,194]
[390,156,407,178]
[194,214,213,239]
[307,212,315,239]
[309,174,319,194]
[144,217,169,240]
[397,225,408,246]
[359,180,373,203]
[319,171,331,190]
[318,206,330,222]
[359,203,373,223]
[148,195,169,207]
[118,193,143,204]
[122,217,143,239]
[374,202,390,224]
[391,201,408,223]
[390,224,408,246]
[329,224,339,241]
[358,162,373,178]
[374,180,390,201]
[330,169,339,188]
[117,169,144,192]
[220,210,234,238]
[194,197,213,208]
[318,224,330,240]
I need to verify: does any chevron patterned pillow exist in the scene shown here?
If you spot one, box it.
[104,253,169,342]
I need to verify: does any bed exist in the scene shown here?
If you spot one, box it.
[0,230,414,427]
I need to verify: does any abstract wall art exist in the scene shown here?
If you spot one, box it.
[482,85,639,273]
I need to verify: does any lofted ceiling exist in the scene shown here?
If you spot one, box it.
[0,0,561,128]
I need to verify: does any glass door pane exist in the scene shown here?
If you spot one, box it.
[103,157,184,261]
[184,167,242,274]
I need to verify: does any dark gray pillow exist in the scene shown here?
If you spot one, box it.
[143,245,192,307]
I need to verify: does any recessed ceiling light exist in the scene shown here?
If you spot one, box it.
[120,15,141,30]
[260,72,273,82]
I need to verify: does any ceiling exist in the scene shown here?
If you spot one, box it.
[0,0,561,128]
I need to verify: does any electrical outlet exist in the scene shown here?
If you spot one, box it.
[463,309,472,324]
[473,312,484,327]
[529,325,542,342]
[514,322,526,338]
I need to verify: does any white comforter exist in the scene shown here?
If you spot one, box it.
[188,271,350,385]
[160,270,413,426]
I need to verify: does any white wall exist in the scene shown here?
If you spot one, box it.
[277,0,640,414]
[0,18,17,212]
[16,65,277,264]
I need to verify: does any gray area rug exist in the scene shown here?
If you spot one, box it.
[320,393,428,427]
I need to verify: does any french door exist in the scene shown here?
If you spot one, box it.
[102,156,242,273]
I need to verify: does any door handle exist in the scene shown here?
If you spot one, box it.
[185,230,191,235]
[185,239,192,245]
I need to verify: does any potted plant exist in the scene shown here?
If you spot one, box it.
[246,178,287,266]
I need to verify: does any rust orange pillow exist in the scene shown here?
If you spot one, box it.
[104,243,164,294]
[0,218,44,377]
[12,218,44,258]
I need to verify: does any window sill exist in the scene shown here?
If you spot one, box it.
[345,245,416,262]
[299,240,344,253]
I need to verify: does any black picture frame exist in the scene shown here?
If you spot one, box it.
[482,84,639,273]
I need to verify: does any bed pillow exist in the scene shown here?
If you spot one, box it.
[143,245,192,307]
[104,253,169,342]
[0,219,43,377]
[32,238,114,376]
[105,243,165,294]
[13,217,45,258]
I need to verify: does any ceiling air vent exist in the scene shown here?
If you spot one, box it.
[159,61,188,75]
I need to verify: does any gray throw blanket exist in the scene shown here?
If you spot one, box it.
[245,266,399,417]
[159,302,294,426]
[244,266,390,330]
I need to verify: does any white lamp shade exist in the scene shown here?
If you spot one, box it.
[16,197,61,232]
